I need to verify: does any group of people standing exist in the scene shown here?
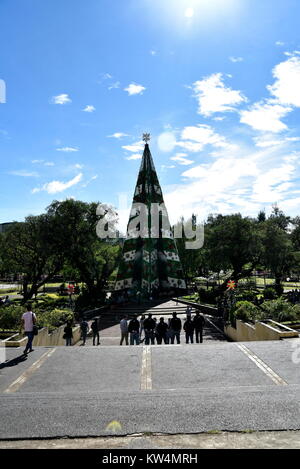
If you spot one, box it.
[120,308,205,346]
[63,317,101,346]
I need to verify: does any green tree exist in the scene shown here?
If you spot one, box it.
[1,216,65,302]
[47,199,121,299]
[204,214,263,291]
[261,213,294,295]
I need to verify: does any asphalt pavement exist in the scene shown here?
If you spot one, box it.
[1,337,300,441]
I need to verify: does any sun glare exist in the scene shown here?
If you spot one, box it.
[185,7,194,18]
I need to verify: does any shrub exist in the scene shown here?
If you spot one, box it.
[263,287,277,300]
[0,305,23,330]
[235,289,258,302]
[262,298,297,322]
[232,301,262,325]
[292,305,300,320]
[0,304,74,333]
[37,309,74,332]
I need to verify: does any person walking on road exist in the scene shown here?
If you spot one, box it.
[120,315,129,345]
[21,304,37,355]
[80,317,89,346]
[64,320,73,346]
[193,311,205,343]
[143,313,156,345]
[91,318,100,346]
[184,316,194,344]
[170,312,182,344]
[156,317,168,344]
[128,316,140,345]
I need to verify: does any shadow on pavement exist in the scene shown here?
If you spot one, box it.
[0,353,28,369]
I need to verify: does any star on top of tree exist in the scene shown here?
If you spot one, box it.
[142,133,151,143]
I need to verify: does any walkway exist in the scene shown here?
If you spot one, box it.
[79,300,225,346]
[0,335,299,440]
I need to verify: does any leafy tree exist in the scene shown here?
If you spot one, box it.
[1,216,65,302]
[47,199,121,299]
[261,217,294,295]
[204,214,263,291]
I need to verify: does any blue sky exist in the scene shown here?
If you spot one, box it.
[1,0,300,229]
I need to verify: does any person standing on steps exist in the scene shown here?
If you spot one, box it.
[156,317,168,344]
[193,310,205,344]
[80,317,89,346]
[170,312,182,344]
[183,316,194,344]
[91,318,100,346]
[21,304,37,355]
[143,313,156,345]
[128,315,140,345]
[64,320,73,346]
[120,315,129,345]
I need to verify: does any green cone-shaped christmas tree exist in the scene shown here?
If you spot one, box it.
[115,135,186,296]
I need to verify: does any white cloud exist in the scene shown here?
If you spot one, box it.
[229,56,244,63]
[32,173,83,194]
[108,132,130,139]
[124,83,146,96]
[240,101,291,132]
[56,147,79,152]
[192,73,247,116]
[177,125,235,152]
[9,170,39,177]
[161,165,175,170]
[51,94,71,105]
[251,163,295,202]
[83,105,95,112]
[254,135,300,147]
[126,154,142,160]
[122,141,144,152]
[108,81,120,90]
[276,41,285,46]
[170,153,194,165]
[31,160,54,167]
[81,175,98,188]
[101,73,113,80]
[268,54,300,107]
[150,50,157,56]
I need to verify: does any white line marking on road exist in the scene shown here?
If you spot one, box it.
[141,346,152,391]
[4,348,57,393]
[236,344,288,386]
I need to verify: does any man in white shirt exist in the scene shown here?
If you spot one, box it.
[120,315,129,345]
[21,304,37,355]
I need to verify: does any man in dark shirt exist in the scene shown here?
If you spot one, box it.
[128,316,140,345]
[193,311,205,343]
[143,313,156,345]
[156,317,168,344]
[184,316,194,344]
[91,318,100,346]
[169,312,182,344]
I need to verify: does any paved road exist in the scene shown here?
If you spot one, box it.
[0,337,300,440]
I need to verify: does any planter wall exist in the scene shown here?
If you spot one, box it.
[225,319,299,342]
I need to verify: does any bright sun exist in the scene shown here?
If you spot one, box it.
[184,7,194,18]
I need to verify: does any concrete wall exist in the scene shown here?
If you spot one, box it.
[225,319,299,342]
[4,324,81,347]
